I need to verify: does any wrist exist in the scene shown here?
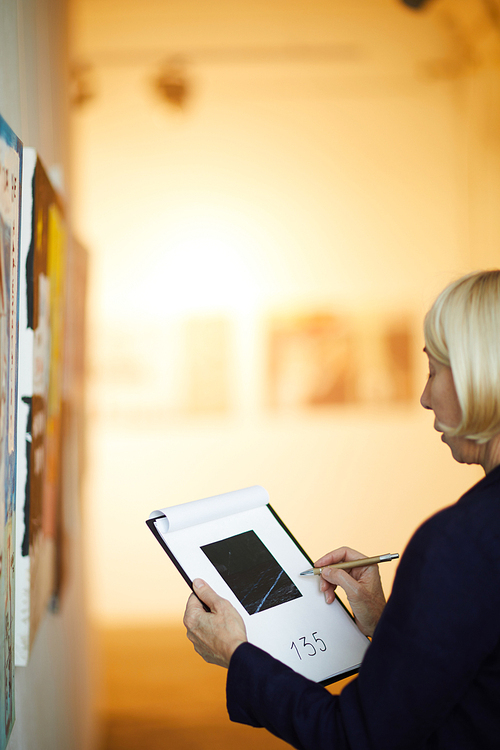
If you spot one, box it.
[226,638,247,664]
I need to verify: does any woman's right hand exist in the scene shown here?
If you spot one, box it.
[315,547,387,637]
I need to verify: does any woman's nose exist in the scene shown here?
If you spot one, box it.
[420,379,432,410]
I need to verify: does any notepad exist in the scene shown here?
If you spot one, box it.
[147,485,369,685]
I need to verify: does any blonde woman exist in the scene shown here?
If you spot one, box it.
[184,270,500,750]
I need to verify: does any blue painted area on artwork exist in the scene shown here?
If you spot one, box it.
[0,114,22,152]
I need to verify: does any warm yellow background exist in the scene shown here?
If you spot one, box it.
[69,0,494,628]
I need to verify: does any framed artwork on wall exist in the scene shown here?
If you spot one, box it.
[15,149,67,666]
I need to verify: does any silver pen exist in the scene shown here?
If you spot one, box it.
[300,552,399,576]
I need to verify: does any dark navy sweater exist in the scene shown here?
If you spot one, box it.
[227,465,500,749]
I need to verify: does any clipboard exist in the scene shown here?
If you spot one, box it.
[147,485,369,685]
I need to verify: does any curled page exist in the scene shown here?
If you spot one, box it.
[149,485,269,535]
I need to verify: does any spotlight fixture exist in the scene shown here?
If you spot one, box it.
[69,63,96,107]
[154,59,190,110]
[401,0,430,8]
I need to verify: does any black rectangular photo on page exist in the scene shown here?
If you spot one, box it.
[201,530,302,615]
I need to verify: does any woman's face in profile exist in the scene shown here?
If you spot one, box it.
[420,352,479,466]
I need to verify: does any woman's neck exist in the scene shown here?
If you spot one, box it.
[481,435,500,474]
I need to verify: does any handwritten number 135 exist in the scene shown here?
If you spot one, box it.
[291,632,327,660]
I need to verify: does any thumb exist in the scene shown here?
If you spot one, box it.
[192,579,220,610]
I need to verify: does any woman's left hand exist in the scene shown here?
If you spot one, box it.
[183,579,248,668]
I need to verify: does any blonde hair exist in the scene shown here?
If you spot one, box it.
[424,270,500,443]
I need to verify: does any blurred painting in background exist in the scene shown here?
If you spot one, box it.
[267,312,414,410]
[268,314,356,408]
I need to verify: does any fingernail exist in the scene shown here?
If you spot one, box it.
[193,579,204,589]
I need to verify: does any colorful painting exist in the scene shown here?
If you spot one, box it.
[15,149,66,665]
[0,114,22,749]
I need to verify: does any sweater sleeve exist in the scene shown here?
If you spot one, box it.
[226,485,500,750]
[227,642,351,750]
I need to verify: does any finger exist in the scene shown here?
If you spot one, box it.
[192,578,224,611]
[186,591,204,612]
[319,578,337,593]
[318,576,337,605]
[321,567,362,598]
[314,546,364,568]
[183,592,204,629]
[314,547,347,568]
[325,588,336,605]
